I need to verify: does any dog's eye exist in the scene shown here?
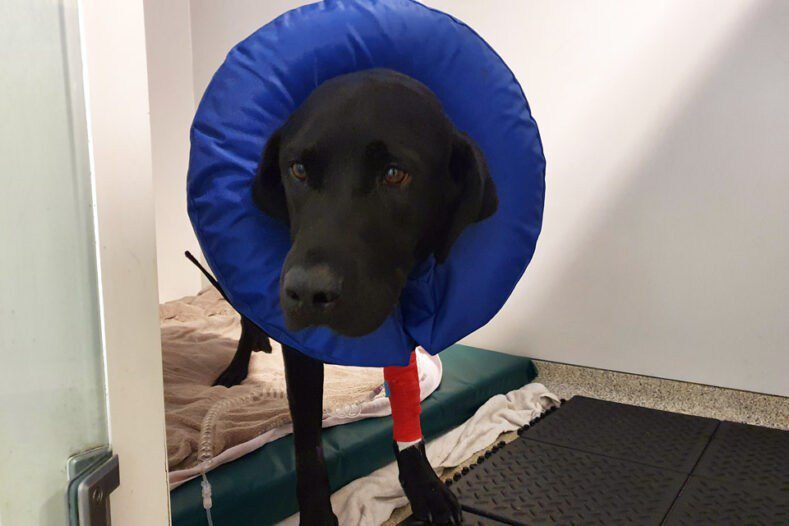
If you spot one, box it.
[384,166,410,187]
[289,162,307,181]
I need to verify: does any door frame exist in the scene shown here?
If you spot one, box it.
[79,0,171,523]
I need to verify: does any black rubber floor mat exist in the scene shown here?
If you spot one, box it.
[403,396,787,525]
[452,438,686,525]
[459,511,512,525]
[663,421,789,524]
[693,421,789,492]
[662,475,789,525]
[523,396,718,472]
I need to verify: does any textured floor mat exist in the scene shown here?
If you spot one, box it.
[436,396,788,526]
[453,438,686,525]
[524,396,718,472]
[663,475,788,525]
[458,511,512,525]
[693,421,789,491]
[664,421,789,524]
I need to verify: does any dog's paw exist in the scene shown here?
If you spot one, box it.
[395,441,463,525]
[212,364,248,387]
[405,479,461,526]
[251,334,272,353]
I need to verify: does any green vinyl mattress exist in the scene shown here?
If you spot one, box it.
[171,344,537,526]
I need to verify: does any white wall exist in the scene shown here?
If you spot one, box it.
[436,0,789,397]
[181,0,788,395]
[145,0,203,302]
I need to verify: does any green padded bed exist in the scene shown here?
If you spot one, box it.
[171,344,537,525]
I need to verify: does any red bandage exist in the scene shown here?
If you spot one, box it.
[384,350,422,442]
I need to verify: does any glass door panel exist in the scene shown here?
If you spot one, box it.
[0,1,109,524]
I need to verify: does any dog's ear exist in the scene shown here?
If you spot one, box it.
[435,132,498,264]
[252,130,289,224]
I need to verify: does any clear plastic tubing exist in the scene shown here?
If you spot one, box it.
[196,382,380,524]
[198,387,287,524]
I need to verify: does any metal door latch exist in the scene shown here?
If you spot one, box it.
[67,449,120,526]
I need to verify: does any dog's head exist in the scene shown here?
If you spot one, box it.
[253,69,497,337]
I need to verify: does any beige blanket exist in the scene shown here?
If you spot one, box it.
[161,288,386,472]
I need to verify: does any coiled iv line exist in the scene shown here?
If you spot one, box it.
[198,385,286,525]
[196,382,382,525]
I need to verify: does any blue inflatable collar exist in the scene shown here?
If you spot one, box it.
[188,0,545,367]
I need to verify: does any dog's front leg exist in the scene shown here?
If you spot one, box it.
[386,351,462,525]
[283,344,338,526]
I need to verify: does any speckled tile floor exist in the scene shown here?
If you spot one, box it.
[534,359,789,430]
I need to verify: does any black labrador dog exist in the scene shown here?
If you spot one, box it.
[213,69,497,525]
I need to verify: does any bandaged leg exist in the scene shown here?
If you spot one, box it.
[384,350,422,449]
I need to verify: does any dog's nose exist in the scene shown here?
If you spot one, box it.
[282,265,341,311]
